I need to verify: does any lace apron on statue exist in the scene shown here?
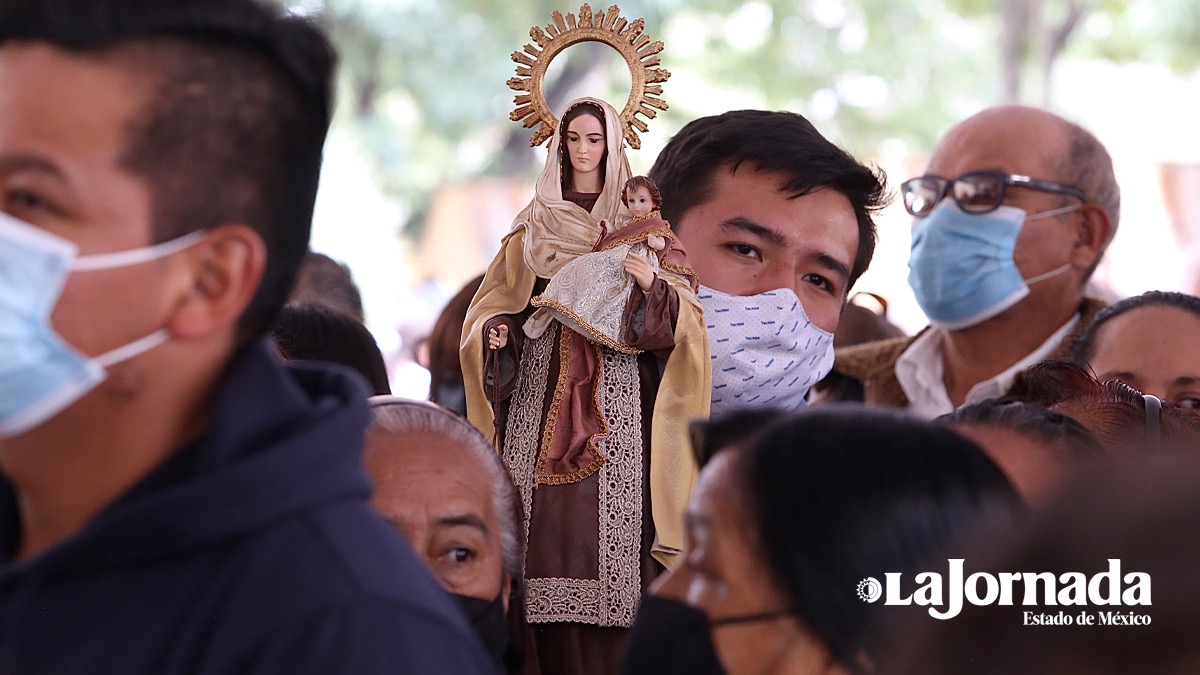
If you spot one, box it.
[503,320,645,628]
[525,242,659,355]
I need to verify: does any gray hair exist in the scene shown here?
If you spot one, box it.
[367,397,522,581]
[1058,120,1120,279]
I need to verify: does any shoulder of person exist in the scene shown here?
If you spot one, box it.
[246,595,495,674]
[833,334,920,382]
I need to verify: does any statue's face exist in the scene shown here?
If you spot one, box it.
[564,112,605,184]
[627,185,655,217]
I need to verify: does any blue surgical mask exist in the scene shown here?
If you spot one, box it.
[908,201,1076,330]
[698,285,834,414]
[0,212,205,437]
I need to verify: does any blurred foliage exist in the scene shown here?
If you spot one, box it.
[287,0,1200,236]
[1076,0,1200,71]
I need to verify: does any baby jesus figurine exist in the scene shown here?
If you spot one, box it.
[523,176,696,352]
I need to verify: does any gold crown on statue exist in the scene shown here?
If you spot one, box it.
[507,3,671,149]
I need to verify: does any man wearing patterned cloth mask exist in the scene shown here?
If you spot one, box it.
[649,109,888,414]
[827,105,1118,416]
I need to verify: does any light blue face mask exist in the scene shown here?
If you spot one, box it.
[0,212,205,438]
[908,201,1077,330]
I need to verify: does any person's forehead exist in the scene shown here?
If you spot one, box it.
[692,451,742,515]
[691,451,768,564]
[567,114,603,133]
[959,424,1050,460]
[1092,307,1200,366]
[365,430,496,505]
[706,164,858,254]
[926,112,1062,179]
[0,43,149,152]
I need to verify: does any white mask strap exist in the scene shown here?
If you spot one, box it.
[73,230,207,272]
[1024,262,1072,286]
[93,329,170,368]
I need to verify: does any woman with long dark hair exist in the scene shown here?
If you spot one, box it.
[627,407,1021,675]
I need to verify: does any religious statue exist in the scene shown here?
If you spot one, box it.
[459,6,710,673]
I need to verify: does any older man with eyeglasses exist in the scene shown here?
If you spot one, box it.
[822,105,1119,416]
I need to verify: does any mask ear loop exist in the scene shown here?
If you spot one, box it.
[1023,263,1073,286]
[1144,394,1162,451]
[72,230,207,271]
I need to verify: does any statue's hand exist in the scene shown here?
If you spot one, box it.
[487,324,510,350]
[624,253,656,292]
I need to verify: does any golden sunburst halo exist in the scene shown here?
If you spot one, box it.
[507,3,671,149]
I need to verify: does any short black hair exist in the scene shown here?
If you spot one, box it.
[649,110,889,290]
[941,398,1103,459]
[0,0,337,342]
[724,406,1019,672]
[272,303,390,395]
[289,252,366,323]
[1071,291,1200,364]
[688,406,782,468]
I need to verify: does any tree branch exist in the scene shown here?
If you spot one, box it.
[1041,0,1090,105]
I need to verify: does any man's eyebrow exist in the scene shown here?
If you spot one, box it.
[1174,376,1200,387]
[0,154,67,179]
[813,251,852,285]
[434,513,490,535]
[719,217,787,247]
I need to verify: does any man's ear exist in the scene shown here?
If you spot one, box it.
[1070,203,1113,272]
[167,224,267,341]
[501,572,513,614]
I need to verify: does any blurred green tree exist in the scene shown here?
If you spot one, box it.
[287,0,1199,235]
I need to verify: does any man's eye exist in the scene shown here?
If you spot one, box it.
[1176,396,1200,410]
[804,273,833,293]
[6,189,53,213]
[727,243,760,260]
[439,547,475,564]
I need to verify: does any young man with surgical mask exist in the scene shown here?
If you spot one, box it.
[649,109,888,415]
[829,105,1117,417]
[0,1,492,672]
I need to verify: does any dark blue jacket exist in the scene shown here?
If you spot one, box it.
[0,341,494,674]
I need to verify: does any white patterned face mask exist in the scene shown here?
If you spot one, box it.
[698,285,835,414]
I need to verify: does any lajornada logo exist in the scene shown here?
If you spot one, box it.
[858,558,1150,620]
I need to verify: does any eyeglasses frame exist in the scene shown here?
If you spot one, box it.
[901,171,1088,218]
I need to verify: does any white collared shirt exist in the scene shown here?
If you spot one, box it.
[895,316,1080,418]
